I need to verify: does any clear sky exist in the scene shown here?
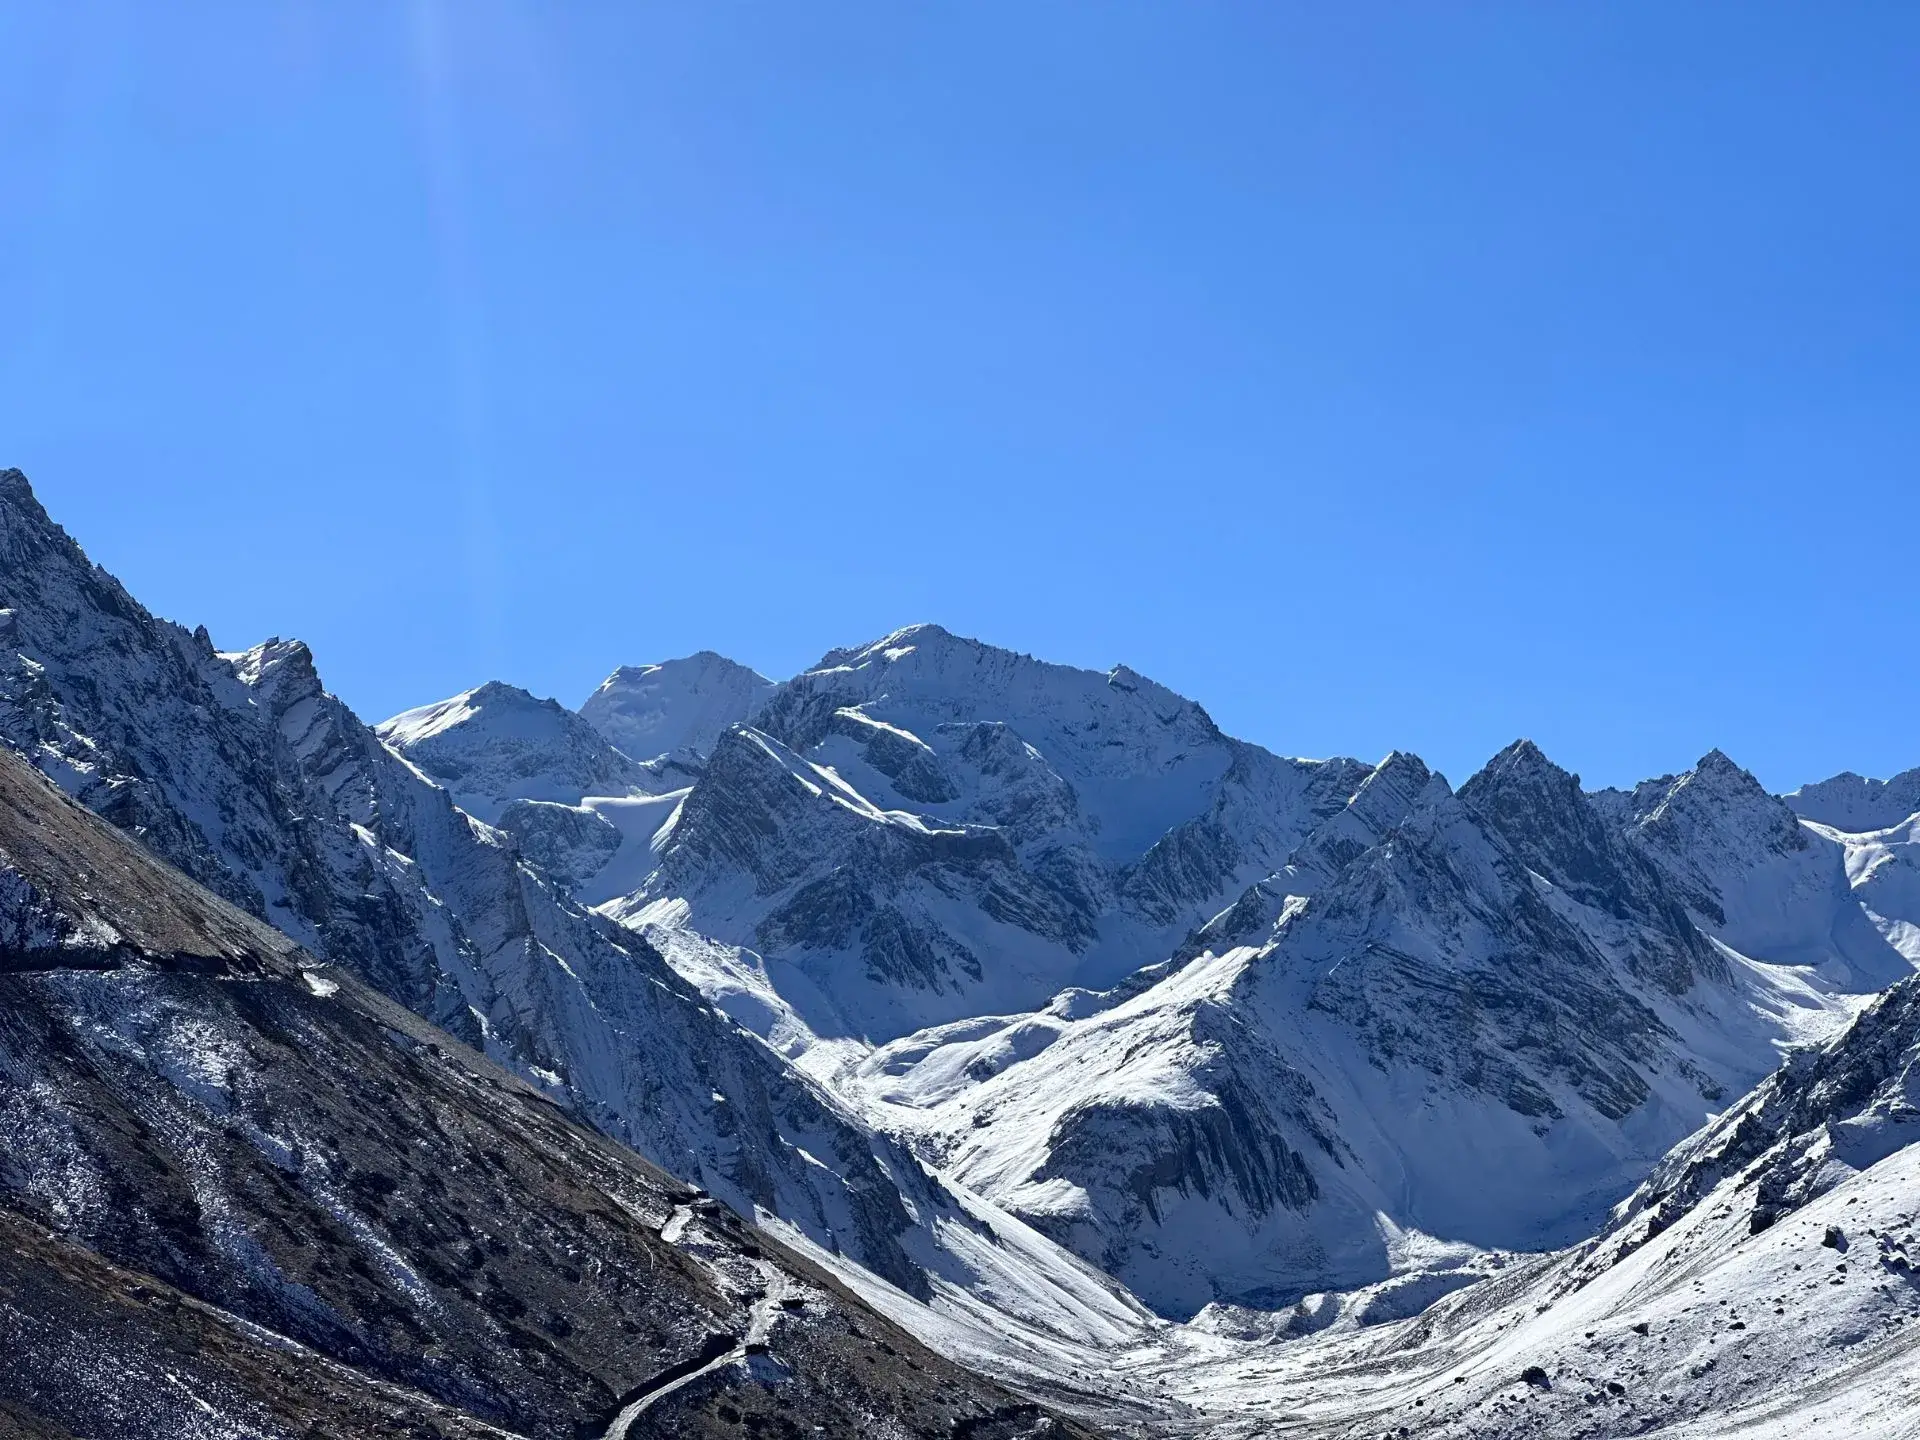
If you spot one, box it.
[3,4,1916,791]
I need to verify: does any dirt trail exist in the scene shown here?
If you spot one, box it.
[600,1260,789,1439]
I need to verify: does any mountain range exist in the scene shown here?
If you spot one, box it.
[4,464,1919,1436]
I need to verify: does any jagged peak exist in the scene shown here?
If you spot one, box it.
[1461,737,1584,805]
[0,467,97,567]
[1364,748,1434,787]
[469,678,557,708]
[1648,748,1777,818]
[225,635,315,674]
[1334,750,1438,822]
[221,637,324,704]
[1691,747,1752,781]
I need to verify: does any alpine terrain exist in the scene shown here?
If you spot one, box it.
[4,464,1920,1436]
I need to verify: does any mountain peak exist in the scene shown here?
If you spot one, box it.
[1676,747,1772,802]
[580,651,774,762]
[378,680,554,749]
[0,466,79,557]
[1464,738,1583,804]
[1692,746,1749,780]
[1477,736,1574,784]
[222,636,320,699]
[813,623,971,673]
[1786,765,1920,833]
[379,681,653,821]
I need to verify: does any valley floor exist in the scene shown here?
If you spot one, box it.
[784,1137,1920,1438]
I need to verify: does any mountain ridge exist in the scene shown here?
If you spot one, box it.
[9,462,1920,1434]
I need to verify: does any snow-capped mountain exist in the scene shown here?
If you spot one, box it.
[1083,968,1920,1438]
[835,740,1855,1317]
[377,676,697,894]
[11,460,1920,1434]
[1786,765,1920,833]
[580,651,775,763]
[1597,749,1916,989]
[598,624,1372,1040]
[368,606,1917,1327]
[0,470,948,1300]
[377,678,679,822]
[0,741,1086,1440]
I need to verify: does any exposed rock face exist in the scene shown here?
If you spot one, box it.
[0,469,937,1297]
[495,796,626,889]
[1599,748,1915,989]
[1613,972,1920,1248]
[1459,739,1727,994]
[0,743,1088,1440]
[857,741,1850,1317]
[12,461,1920,1424]
[608,624,1370,1039]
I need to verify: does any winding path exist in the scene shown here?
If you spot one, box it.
[599,1260,789,1439]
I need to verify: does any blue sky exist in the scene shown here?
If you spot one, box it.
[3,3,1916,791]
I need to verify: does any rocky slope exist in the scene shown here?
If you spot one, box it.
[375,606,1917,1327]
[1598,749,1915,990]
[13,460,1920,1434]
[573,625,1369,1040]
[1120,970,1920,1438]
[0,741,1087,1440]
[0,470,947,1300]
[842,742,1862,1318]
[397,624,1378,1043]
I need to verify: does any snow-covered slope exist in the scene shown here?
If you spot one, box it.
[0,742,1088,1440]
[1829,810,1920,967]
[377,678,681,822]
[1599,749,1915,990]
[1121,970,1920,1438]
[16,459,1920,1434]
[580,651,774,762]
[840,741,1858,1318]
[605,624,1371,1040]
[368,614,1908,1331]
[0,467,1189,1385]
[1786,765,1920,833]
[377,676,698,893]
[0,469,954,1301]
